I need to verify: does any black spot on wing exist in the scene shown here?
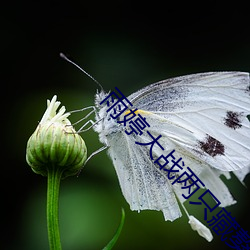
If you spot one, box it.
[199,135,225,157]
[224,111,243,130]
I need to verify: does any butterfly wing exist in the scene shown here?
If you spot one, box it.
[95,72,250,222]
[105,114,238,221]
[105,127,182,221]
[128,72,250,173]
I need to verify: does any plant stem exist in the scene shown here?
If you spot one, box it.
[47,165,63,250]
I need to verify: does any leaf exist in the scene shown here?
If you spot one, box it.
[102,208,125,250]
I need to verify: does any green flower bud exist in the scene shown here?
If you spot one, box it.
[26,95,87,178]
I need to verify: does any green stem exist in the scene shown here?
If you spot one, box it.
[47,165,63,250]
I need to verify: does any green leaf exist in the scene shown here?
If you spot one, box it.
[102,208,125,250]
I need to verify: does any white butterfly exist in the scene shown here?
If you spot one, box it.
[88,72,250,241]
[58,55,250,241]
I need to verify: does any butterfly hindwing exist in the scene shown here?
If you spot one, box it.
[106,130,182,221]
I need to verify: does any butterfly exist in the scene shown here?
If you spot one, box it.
[91,72,250,226]
[60,52,250,240]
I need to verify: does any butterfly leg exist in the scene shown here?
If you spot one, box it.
[69,106,100,132]
[85,145,108,165]
[77,145,108,176]
[77,119,100,133]
[70,106,96,125]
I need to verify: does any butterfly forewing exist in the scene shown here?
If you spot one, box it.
[127,72,250,172]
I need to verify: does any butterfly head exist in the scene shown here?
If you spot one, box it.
[93,90,124,145]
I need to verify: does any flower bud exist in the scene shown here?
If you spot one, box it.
[26,95,87,178]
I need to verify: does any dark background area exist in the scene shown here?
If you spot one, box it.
[2,2,250,250]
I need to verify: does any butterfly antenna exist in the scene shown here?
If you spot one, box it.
[60,53,104,91]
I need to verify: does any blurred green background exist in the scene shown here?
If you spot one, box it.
[2,2,250,250]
